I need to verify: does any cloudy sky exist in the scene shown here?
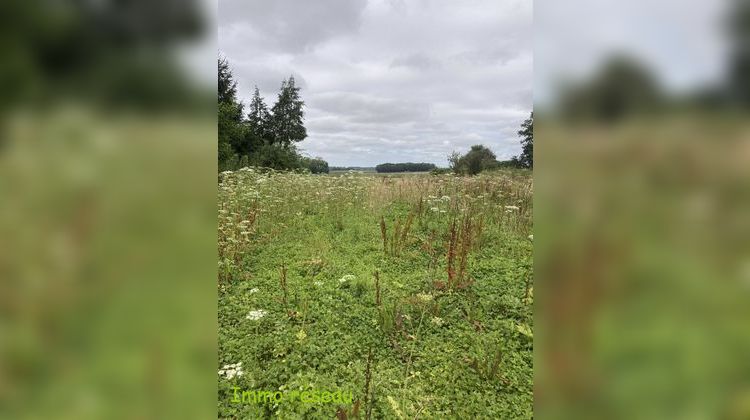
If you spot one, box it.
[535,0,729,105]
[219,0,532,167]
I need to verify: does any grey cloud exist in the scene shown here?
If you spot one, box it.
[310,92,430,124]
[219,0,367,53]
[390,53,442,71]
[221,0,532,166]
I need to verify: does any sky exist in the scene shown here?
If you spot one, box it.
[218,0,532,167]
[535,0,729,106]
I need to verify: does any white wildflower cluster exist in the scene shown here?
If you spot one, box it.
[425,194,452,214]
[416,293,434,303]
[218,362,244,379]
[313,281,324,287]
[339,274,356,284]
[248,288,259,294]
[246,309,267,320]
[431,317,445,326]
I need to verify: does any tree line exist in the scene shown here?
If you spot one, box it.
[375,163,437,173]
[447,113,533,175]
[218,58,329,173]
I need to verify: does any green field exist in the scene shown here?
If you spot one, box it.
[218,169,533,419]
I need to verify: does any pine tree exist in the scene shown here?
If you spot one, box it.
[218,57,244,170]
[247,86,271,141]
[516,113,533,169]
[270,76,307,147]
[218,58,240,109]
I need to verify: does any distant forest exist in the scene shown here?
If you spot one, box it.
[375,162,437,173]
[330,166,376,172]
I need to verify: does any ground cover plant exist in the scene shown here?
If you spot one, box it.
[218,168,533,419]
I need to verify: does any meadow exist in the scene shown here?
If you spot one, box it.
[218,168,533,419]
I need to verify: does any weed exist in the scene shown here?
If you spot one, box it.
[218,169,533,419]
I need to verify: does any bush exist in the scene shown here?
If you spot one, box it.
[302,157,329,174]
[452,145,498,175]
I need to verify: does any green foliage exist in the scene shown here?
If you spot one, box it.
[729,0,750,107]
[515,113,533,169]
[302,157,330,174]
[247,86,272,141]
[1,0,206,112]
[375,162,437,173]
[217,60,328,173]
[270,76,307,147]
[430,168,453,175]
[452,145,499,175]
[218,169,533,418]
[559,55,663,122]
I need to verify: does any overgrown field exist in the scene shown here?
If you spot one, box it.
[218,169,533,419]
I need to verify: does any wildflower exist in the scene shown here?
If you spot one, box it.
[431,317,444,326]
[218,362,244,379]
[248,288,259,294]
[516,323,533,338]
[504,205,520,211]
[416,293,433,303]
[246,309,267,320]
[339,274,355,283]
[314,281,323,287]
[296,329,307,341]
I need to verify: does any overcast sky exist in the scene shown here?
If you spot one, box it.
[219,0,532,167]
[535,0,729,106]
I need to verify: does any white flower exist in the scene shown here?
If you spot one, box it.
[339,274,356,284]
[248,288,259,294]
[246,309,267,320]
[504,205,520,211]
[313,281,323,287]
[219,362,244,379]
[431,317,445,326]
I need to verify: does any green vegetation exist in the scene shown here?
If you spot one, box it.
[218,169,533,419]
[448,114,533,175]
[375,162,437,173]
[218,58,328,173]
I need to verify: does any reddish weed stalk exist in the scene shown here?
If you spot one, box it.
[380,211,416,257]
[380,216,387,254]
[374,271,382,306]
[443,210,480,290]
